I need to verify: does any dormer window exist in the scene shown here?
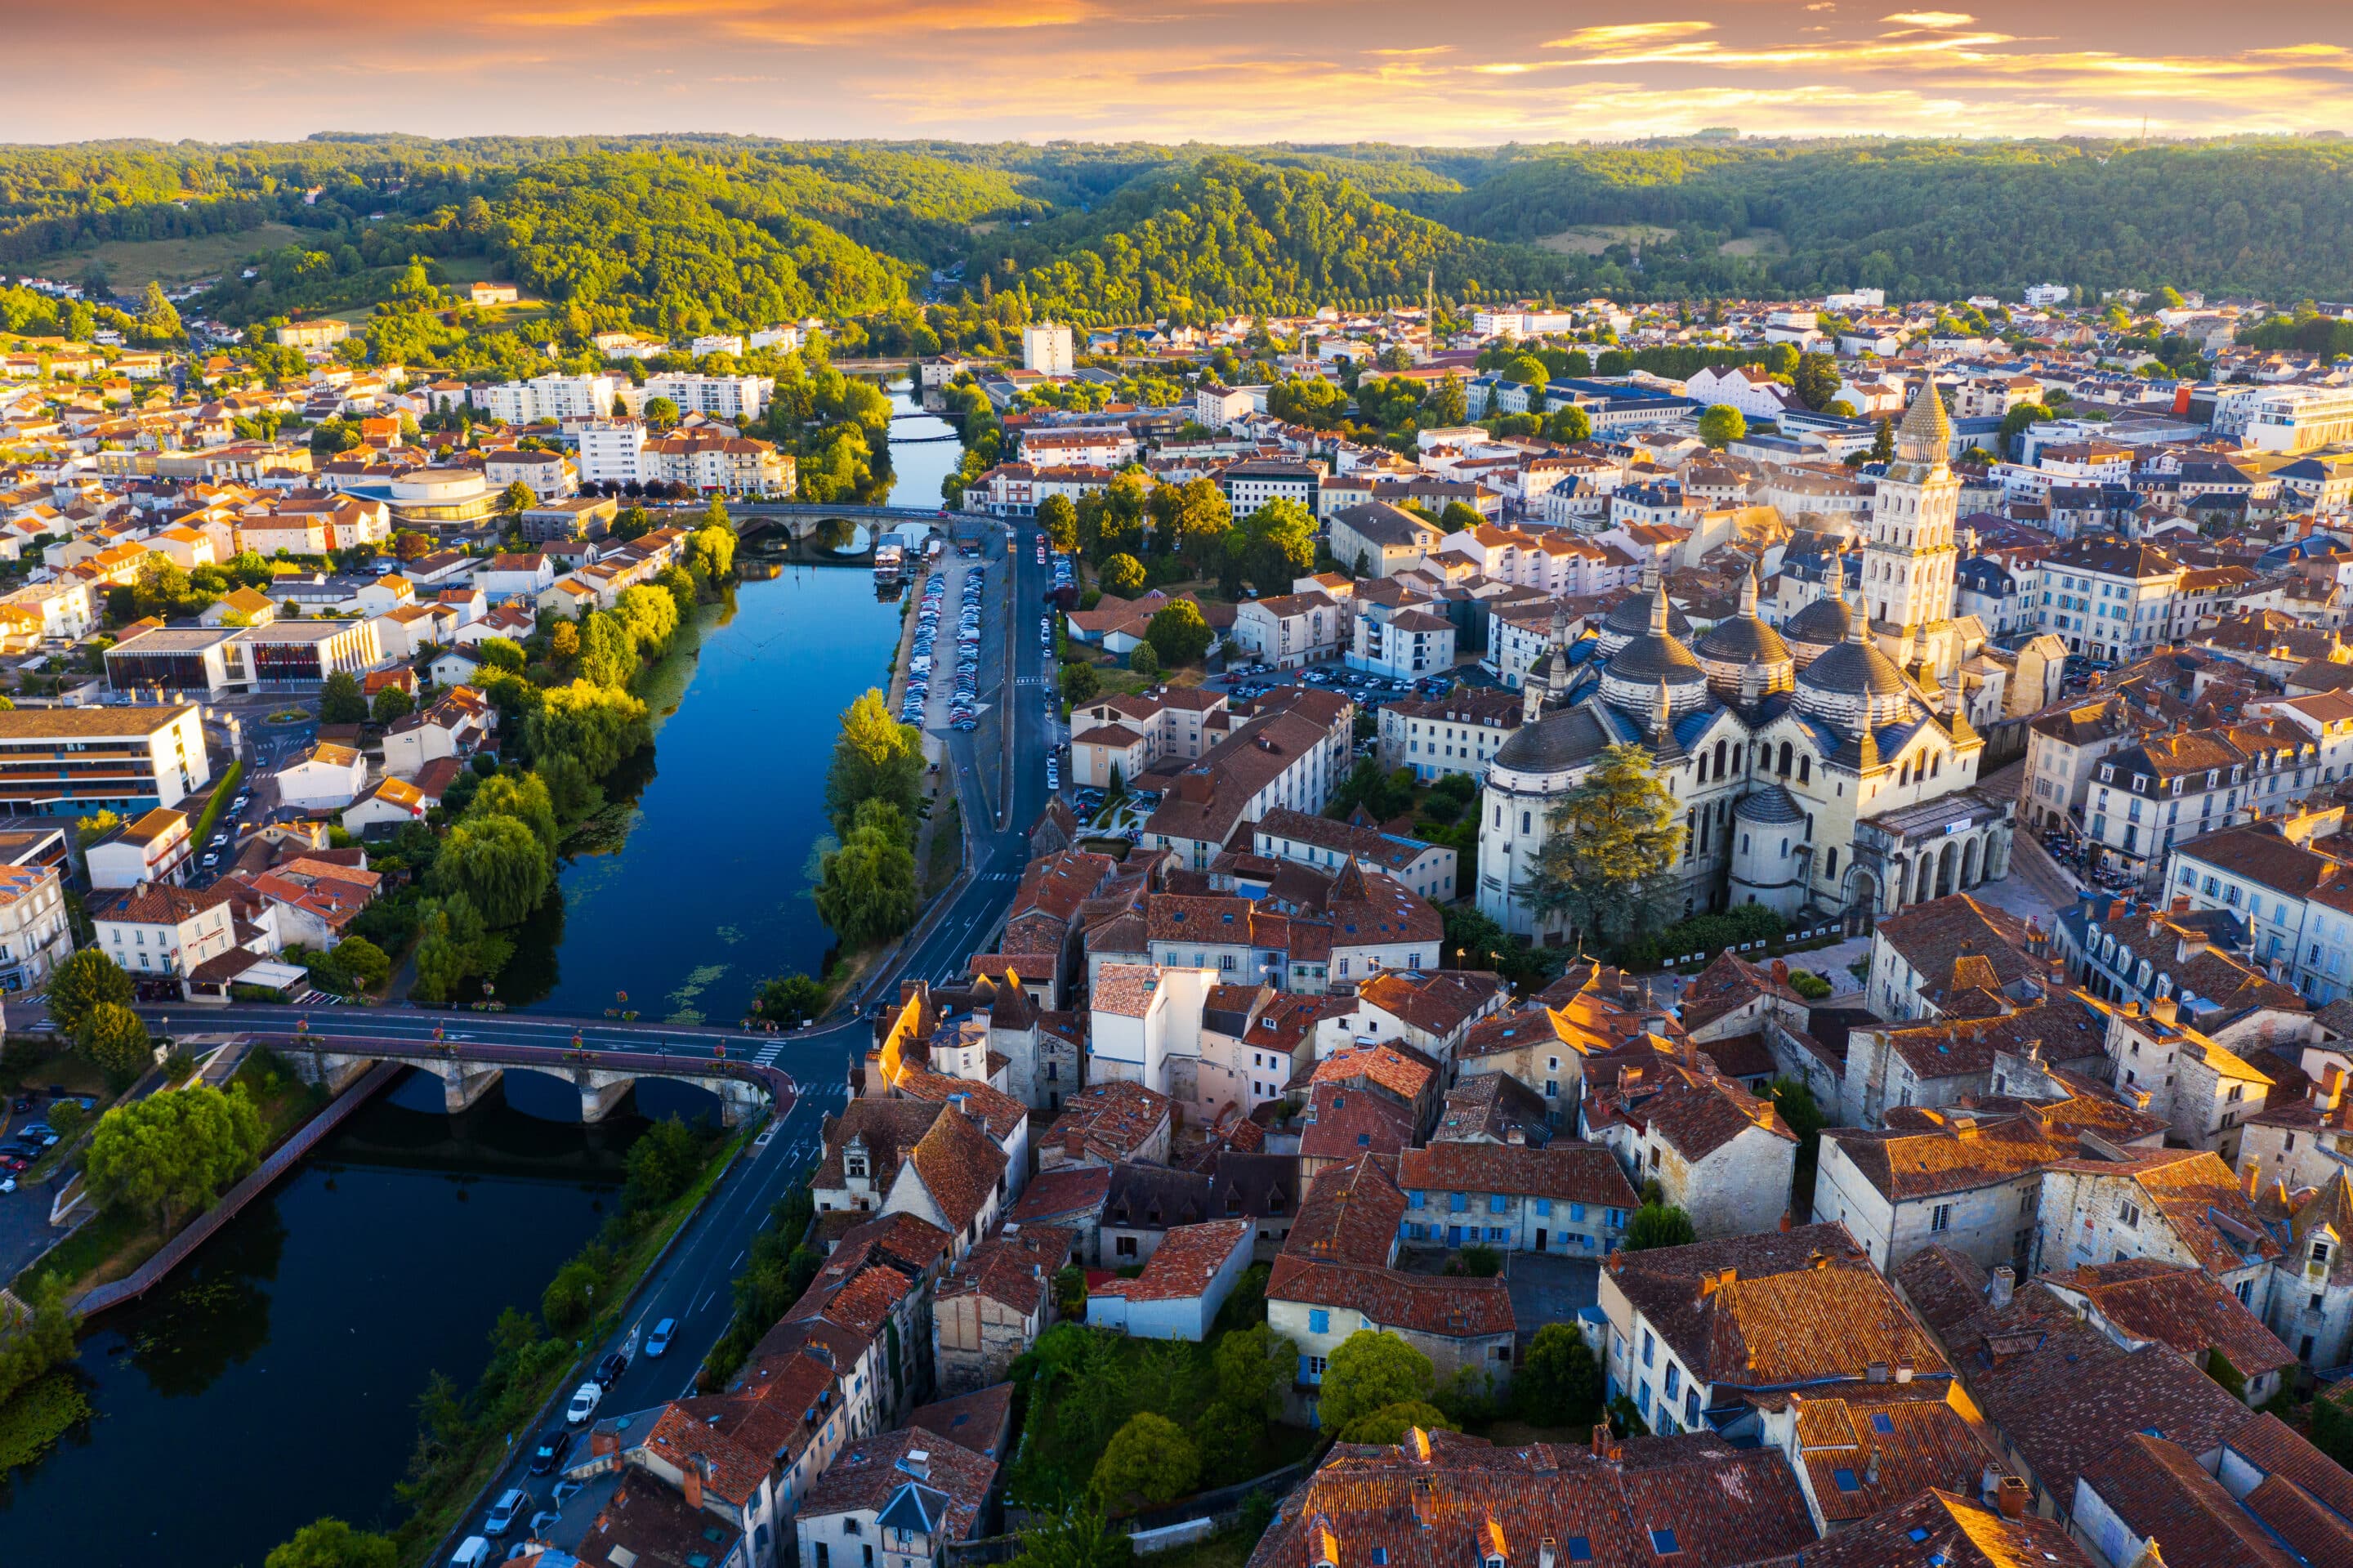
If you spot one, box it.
[2100,765,2115,783]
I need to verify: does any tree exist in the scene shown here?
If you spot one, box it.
[1429,373,1468,428]
[1698,404,1746,449]
[824,688,925,838]
[1127,641,1159,678]
[77,1002,152,1086]
[526,681,651,779]
[47,946,133,1036]
[319,671,368,724]
[1100,553,1145,595]
[1623,1202,1698,1252]
[132,553,208,620]
[614,583,681,657]
[1239,498,1316,588]
[1793,351,1842,412]
[644,395,682,431]
[624,1115,706,1211]
[1060,661,1101,705]
[577,610,638,689]
[264,1519,400,1568]
[1544,404,1593,444]
[475,636,526,674]
[1319,1330,1437,1436]
[1336,1400,1458,1445]
[136,280,183,346]
[1212,1322,1295,1418]
[1147,476,1232,570]
[471,771,560,855]
[1520,742,1681,949]
[1145,601,1212,667]
[1515,1323,1603,1428]
[1006,1501,1132,1568]
[815,802,919,947]
[1090,1411,1199,1510]
[1998,401,2052,458]
[498,480,538,524]
[1038,494,1079,553]
[85,1083,266,1231]
[1503,353,1549,392]
[434,812,553,928]
[538,751,605,822]
[1869,418,1895,464]
[330,936,391,992]
[754,972,829,1025]
[371,684,413,724]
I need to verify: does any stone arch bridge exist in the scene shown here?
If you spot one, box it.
[273,1034,784,1125]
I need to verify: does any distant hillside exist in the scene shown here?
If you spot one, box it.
[1425,140,2353,300]
[967,156,1566,324]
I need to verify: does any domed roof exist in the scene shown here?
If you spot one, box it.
[1698,566,1792,665]
[1800,603,1909,698]
[1734,784,1806,825]
[1604,576,1690,640]
[1785,552,1854,645]
[1607,634,1706,684]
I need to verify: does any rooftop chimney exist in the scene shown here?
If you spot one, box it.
[1996,1476,2029,1521]
[904,1450,931,1480]
[2150,996,2179,1026]
[2320,1063,2346,1114]
[2243,1161,2262,1200]
[1991,1265,2015,1309]
[681,1454,706,1512]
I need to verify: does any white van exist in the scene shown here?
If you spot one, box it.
[452,1538,492,1568]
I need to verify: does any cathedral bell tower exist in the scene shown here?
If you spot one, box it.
[1860,384,1961,633]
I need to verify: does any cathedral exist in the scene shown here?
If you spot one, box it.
[1476,387,2016,941]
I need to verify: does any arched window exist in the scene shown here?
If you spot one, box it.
[1931,754,1941,778]
[1825,848,1838,878]
[1742,833,1751,854]
[1778,741,1793,777]
[1714,739,1727,778]
[1798,756,1811,785]
[1805,812,1815,839]
[1520,811,1531,834]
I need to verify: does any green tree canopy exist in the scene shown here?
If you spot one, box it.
[86,1083,266,1231]
[1006,1502,1132,1568]
[1089,1411,1200,1511]
[1145,600,1212,667]
[47,946,132,1036]
[1335,1400,1458,1445]
[815,802,918,947]
[1514,1323,1603,1429]
[318,670,368,724]
[433,811,553,928]
[824,688,925,838]
[1698,404,1746,449]
[1239,498,1316,589]
[1099,553,1145,595]
[263,1518,400,1568]
[1037,493,1079,553]
[77,1002,152,1086]
[1623,1202,1698,1252]
[526,681,651,778]
[1319,1329,1437,1436]
[370,684,413,724]
[1521,742,1681,949]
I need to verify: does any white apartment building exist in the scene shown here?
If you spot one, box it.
[476,373,621,425]
[575,421,647,487]
[750,324,801,352]
[2165,811,2353,1003]
[2035,538,2183,664]
[2244,385,2353,454]
[641,372,772,422]
[690,333,745,358]
[0,863,72,993]
[90,878,239,980]
[1020,323,1074,377]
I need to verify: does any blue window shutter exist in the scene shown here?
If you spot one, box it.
[1310,1309,1330,1334]
[1297,1355,1310,1384]
[1536,1198,1552,1217]
[1410,1189,1426,1208]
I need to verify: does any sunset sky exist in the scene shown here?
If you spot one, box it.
[9,2,2353,145]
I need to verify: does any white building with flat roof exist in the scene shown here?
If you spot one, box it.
[1020,323,1074,377]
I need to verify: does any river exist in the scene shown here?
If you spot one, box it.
[0,378,959,1560]
[0,1071,740,1566]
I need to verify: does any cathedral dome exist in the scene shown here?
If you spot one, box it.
[1796,596,1915,731]
[1784,551,1855,654]
[1596,561,1690,656]
[1696,565,1793,667]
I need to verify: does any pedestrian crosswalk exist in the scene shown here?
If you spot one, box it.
[753,1042,784,1065]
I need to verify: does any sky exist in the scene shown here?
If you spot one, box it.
[7,2,2353,145]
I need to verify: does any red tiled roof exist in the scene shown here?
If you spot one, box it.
[1396,1141,1638,1209]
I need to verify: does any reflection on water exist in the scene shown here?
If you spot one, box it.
[0,1073,636,1568]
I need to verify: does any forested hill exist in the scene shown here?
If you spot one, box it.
[968,158,1566,324]
[1418,140,2353,302]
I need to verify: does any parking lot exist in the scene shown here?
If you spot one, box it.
[1214,659,1467,714]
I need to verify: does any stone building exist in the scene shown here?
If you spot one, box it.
[1477,389,2011,944]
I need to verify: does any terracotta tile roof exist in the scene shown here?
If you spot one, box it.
[2224,1412,2353,1557]
[1147,892,1258,942]
[1092,962,1163,1018]
[824,1210,954,1276]
[1043,1080,1172,1165]
[1284,1153,1407,1266]
[89,878,235,927]
[1678,950,1807,1034]
[800,1424,995,1541]
[1870,992,2110,1081]
[787,1256,912,1340]
[1011,849,1118,927]
[2078,1433,2298,1568]
[1005,1164,1111,1225]
[891,1068,1028,1146]
[1607,1224,1946,1392]
[909,1383,1016,1461]
[2045,1147,2283,1274]
[1310,1040,1439,1102]
[1352,969,1509,1039]
[1890,1244,1995,1338]
[1269,1257,1515,1337]
[1299,1080,1418,1164]
[638,1401,770,1509]
[1825,1111,2061,1203]
[1398,1141,1638,1209]
[935,1225,1072,1314]
[1243,1430,1815,1568]
[1874,894,2037,991]
[1792,1489,2094,1568]
[1786,1387,1998,1526]
[1431,1072,1554,1147]
[1584,1061,1794,1162]
[815,1099,944,1191]
[1100,1217,1250,1302]
[2045,1259,2295,1381]
[907,1101,1010,1235]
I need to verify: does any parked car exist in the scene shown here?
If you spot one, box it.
[565,1381,602,1426]
[451,1538,492,1568]
[644,1318,676,1358]
[594,1350,628,1386]
[484,1489,532,1538]
[529,1429,571,1475]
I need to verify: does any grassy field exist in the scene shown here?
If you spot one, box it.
[1535,224,1677,256]
[30,223,306,287]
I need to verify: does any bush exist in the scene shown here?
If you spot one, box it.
[1623,1203,1698,1252]
[1788,970,1833,999]
[1127,641,1159,677]
[1090,1411,1199,1511]
[1319,1329,1435,1436]
[1336,1399,1456,1445]
[1444,1244,1502,1277]
[1515,1323,1602,1430]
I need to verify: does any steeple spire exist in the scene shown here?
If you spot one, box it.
[1649,576,1672,637]
[1895,381,1953,467]
[1846,595,1871,644]
[1739,562,1761,619]
[1824,549,1845,599]
[1654,676,1672,743]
